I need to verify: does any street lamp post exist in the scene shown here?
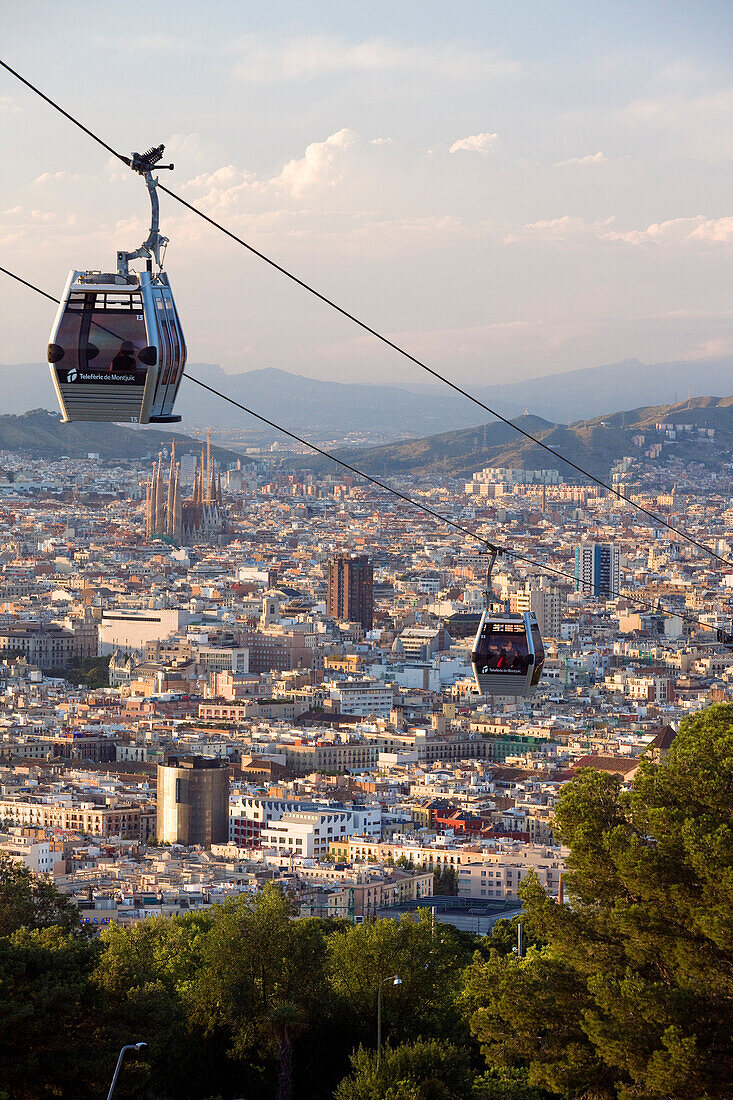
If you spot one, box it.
[107,1042,147,1100]
[377,975,402,1070]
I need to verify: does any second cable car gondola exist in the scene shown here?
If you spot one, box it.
[47,145,185,424]
[471,549,546,697]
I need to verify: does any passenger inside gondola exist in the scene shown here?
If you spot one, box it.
[111,341,137,373]
[475,626,532,675]
[472,612,543,696]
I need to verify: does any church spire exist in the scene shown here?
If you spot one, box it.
[145,475,153,540]
[206,429,211,496]
[173,463,182,540]
[166,444,176,533]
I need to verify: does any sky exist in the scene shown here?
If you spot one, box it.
[2,1,733,388]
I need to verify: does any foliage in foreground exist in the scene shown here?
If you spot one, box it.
[1,704,733,1098]
[335,1039,473,1100]
[465,704,733,1099]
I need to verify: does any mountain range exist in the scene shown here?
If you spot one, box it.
[3,354,733,437]
[0,396,729,482]
[292,395,733,481]
[0,410,238,463]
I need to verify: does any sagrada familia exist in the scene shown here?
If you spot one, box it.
[144,437,228,544]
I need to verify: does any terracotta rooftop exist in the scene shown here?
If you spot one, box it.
[646,725,677,751]
[571,755,640,776]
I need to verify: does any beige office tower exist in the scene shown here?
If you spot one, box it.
[510,577,564,639]
[156,756,229,846]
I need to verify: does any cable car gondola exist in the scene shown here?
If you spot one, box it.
[47,145,185,424]
[471,548,546,697]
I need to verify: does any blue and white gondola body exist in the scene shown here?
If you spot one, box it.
[471,610,545,697]
[48,268,185,424]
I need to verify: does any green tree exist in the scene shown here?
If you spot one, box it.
[464,934,607,1098]
[335,1039,472,1100]
[432,864,457,895]
[93,911,233,1100]
[327,910,473,1052]
[472,1067,553,1099]
[196,883,329,1100]
[481,915,543,958]
[61,654,111,689]
[465,705,733,1099]
[0,853,81,936]
[0,928,108,1099]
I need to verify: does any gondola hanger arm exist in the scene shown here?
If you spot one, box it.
[117,144,174,277]
[485,545,499,607]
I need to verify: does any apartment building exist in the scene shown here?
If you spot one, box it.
[281,740,379,774]
[0,831,54,874]
[0,621,97,671]
[398,626,444,660]
[328,679,393,717]
[299,867,433,918]
[261,809,360,859]
[199,698,309,722]
[0,797,155,840]
[197,646,249,674]
[230,796,381,848]
[229,796,297,845]
[509,578,564,639]
[327,554,373,631]
[239,629,313,673]
[330,837,467,867]
[574,542,620,599]
[457,845,563,901]
[420,731,547,765]
[329,837,565,901]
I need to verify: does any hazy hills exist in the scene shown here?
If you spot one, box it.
[0,363,477,437]
[3,354,733,438]
[0,395,729,481]
[0,410,238,463]
[295,395,733,480]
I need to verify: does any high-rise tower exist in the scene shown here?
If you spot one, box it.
[327,554,374,631]
[574,542,620,599]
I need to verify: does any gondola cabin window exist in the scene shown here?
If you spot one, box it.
[51,291,148,380]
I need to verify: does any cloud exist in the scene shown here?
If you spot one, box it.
[507,213,733,246]
[554,151,607,167]
[0,96,21,114]
[271,129,361,197]
[688,216,733,243]
[231,35,519,83]
[165,133,212,169]
[449,132,498,155]
[181,129,393,212]
[506,215,614,243]
[622,86,733,126]
[609,215,733,245]
[32,171,82,185]
[609,216,705,244]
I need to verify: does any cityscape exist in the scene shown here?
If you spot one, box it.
[3,3,733,1099]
